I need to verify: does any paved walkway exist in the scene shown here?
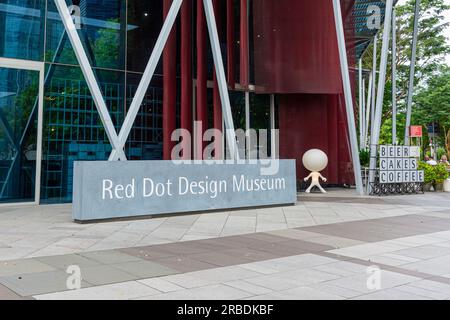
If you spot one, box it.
[0,190,450,300]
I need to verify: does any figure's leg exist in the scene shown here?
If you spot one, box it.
[317,184,327,194]
[305,183,313,193]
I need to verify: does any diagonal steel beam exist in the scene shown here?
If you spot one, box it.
[392,7,397,145]
[368,0,394,193]
[110,0,239,161]
[359,59,364,149]
[332,0,364,195]
[364,72,373,148]
[404,0,420,145]
[203,0,239,160]
[54,0,127,160]
[109,0,183,161]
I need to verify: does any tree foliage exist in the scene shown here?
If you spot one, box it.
[361,0,450,150]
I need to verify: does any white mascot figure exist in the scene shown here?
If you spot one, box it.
[303,149,328,194]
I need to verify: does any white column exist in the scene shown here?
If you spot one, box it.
[368,0,394,192]
[362,76,366,148]
[359,59,364,149]
[392,7,397,145]
[404,0,421,145]
[35,64,45,203]
[245,91,250,159]
[204,0,239,160]
[364,72,373,149]
[370,35,377,137]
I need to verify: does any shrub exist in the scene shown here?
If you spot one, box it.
[434,164,449,184]
[359,149,370,168]
[418,162,435,184]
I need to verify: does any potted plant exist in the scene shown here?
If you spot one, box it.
[418,162,435,191]
[434,164,449,192]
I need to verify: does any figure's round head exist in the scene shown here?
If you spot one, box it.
[302,149,328,172]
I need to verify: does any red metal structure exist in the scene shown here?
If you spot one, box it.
[162,0,359,185]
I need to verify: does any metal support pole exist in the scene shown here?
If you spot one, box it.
[245,91,250,159]
[368,0,394,192]
[270,94,277,159]
[364,72,373,149]
[405,0,420,145]
[362,76,366,147]
[332,0,364,195]
[204,0,239,160]
[392,7,397,145]
[370,35,377,137]
[359,59,364,149]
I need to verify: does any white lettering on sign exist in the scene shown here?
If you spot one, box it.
[102,179,135,199]
[101,175,288,201]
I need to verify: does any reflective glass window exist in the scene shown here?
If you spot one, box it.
[0,67,39,202]
[45,0,126,70]
[0,0,45,61]
[41,64,125,203]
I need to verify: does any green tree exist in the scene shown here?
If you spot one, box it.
[414,66,450,155]
[361,0,450,145]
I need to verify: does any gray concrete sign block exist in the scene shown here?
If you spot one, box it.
[73,160,297,222]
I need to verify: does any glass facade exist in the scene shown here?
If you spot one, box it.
[0,66,39,202]
[0,0,166,203]
[0,0,277,204]
[0,0,45,61]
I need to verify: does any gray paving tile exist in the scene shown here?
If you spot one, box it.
[77,265,138,286]
[119,246,175,260]
[401,255,450,276]
[212,235,272,248]
[351,287,433,300]
[189,251,253,267]
[395,284,450,300]
[35,281,160,300]
[138,278,185,293]
[324,271,420,294]
[393,245,450,260]
[278,286,345,300]
[148,242,212,255]
[0,283,28,300]
[154,256,217,273]
[112,260,178,278]
[244,275,304,291]
[249,239,332,256]
[224,280,273,295]
[35,254,102,270]
[79,250,142,264]
[0,270,91,296]
[241,233,290,243]
[136,284,252,300]
[219,248,282,262]
[0,259,55,277]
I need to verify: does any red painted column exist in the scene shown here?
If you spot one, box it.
[213,0,223,159]
[239,0,249,87]
[163,0,177,160]
[196,0,208,160]
[226,0,235,88]
[181,0,193,160]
